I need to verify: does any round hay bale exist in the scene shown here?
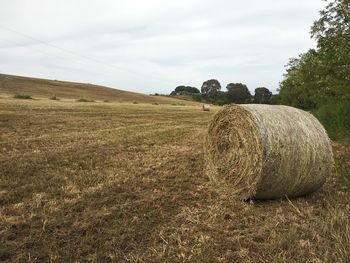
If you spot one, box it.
[205,104,334,200]
[203,104,210,111]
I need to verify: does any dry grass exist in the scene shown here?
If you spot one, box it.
[0,97,349,262]
[0,74,196,105]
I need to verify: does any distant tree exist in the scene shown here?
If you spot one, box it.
[226,83,251,104]
[201,79,221,98]
[254,87,272,104]
[175,86,200,94]
[170,85,200,95]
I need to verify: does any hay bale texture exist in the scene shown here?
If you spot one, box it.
[205,104,334,200]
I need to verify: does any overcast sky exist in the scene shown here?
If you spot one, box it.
[0,0,326,94]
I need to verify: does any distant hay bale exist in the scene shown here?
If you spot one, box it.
[205,104,334,200]
[203,104,210,111]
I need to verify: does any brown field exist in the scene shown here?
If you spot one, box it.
[0,74,195,105]
[0,92,350,262]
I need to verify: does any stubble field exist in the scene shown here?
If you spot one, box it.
[0,97,349,262]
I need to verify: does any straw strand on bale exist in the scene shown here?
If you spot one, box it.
[205,104,334,200]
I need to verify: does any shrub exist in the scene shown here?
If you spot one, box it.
[191,93,203,102]
[133,101,139,104]
[14,93,32,99]
[313,100,350,143]
[49,96,59,100]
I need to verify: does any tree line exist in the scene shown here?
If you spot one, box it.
[273,0,350,142]
[170,80,272,105]
[170,0,349,141]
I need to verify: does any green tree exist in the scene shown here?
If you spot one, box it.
[254,87,272,104]
[278,49,322,109]
[311,0,350,91]
[172,86,200,94]
[277,0,350,109]
[276,0,350,141]
[226,83,251,104]
[201,79,221,98]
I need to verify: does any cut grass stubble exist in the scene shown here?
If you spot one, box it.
[0,97,349,262]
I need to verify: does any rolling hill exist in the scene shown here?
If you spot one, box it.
[0,73,194,104]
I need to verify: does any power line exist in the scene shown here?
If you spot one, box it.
[0,25,171,85]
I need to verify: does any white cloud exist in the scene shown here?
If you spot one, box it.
[0,0,326,94]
